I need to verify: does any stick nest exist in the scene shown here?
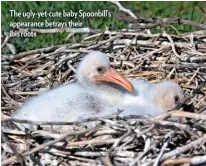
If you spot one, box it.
[1,28,206,166]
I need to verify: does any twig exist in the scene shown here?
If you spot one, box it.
[1,34,10,49]
[162,155,206,165]
[18,27,99,34]
[117,15,206,29]
[1,131,25,166]
[162,31,180,58]
[161,136,206,161]
[1,110,123,128]
[1,126,99,166]
[12,44,70,60]
[186,68,200,85]
[87,34,122,49]
[106,121,132,166]
[169,111,206,120]
[110,1,137,19]
[153,131,175,166]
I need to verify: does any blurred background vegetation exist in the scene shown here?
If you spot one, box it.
[1,1,206,54]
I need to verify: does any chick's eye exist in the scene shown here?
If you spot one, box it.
[97,66,105,73]
[174,95,179,103]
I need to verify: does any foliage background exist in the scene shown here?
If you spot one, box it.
[1,1,206,54]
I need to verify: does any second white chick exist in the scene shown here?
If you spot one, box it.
[110,80,184,117]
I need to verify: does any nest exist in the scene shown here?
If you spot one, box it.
[1,28,206,166]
